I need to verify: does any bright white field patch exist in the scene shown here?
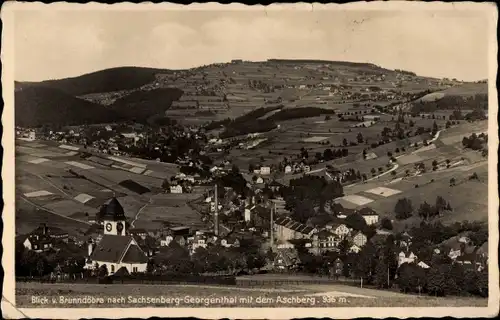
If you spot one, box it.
[65,161,95,170]
[74,193,95,204]
[365,186,402,197]
[143,170,154,176]
[352,121,375,128]
[303,136,328,143]
[388,177,403,184]
[27,158,50,164]
[24,190,53,198]
[65,151,79,156]
[129,167,145,174]
[306,291,375,299]
[420,92,445,102]
[341,194,374,206]
[365,152,377,160]
[100,189,112,192]
[108,156,147,168]
[314,121,326,124]
[413,144,436,154]
[59,144,80,151]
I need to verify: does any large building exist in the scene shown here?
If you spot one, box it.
[86,197,148,274]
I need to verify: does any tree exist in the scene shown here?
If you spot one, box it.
[292,199,316,224]
[374,261,389,289]
[432,160,438,168]
[445,120,451,129]
[418,201,432,220]
[427,265,447,296]
[231,164,240,174]
[343,138,348,147]
[381,217,393,230]
[371,168,376,176]
[357,132,364,143]
[98,264,109,278]
[345,213,368,232]
[449,177,456,186]
[161,179,170,190]
[432,121,438,136]
[36,258,46,277]
[395,198,413,220]
[435,196,448,213]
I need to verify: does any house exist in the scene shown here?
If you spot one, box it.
[220,236,240,248]
[85,197,148,274]
[349,244,361,253]
[455,253,485,271]
[274,216,316,241]
[273,248,301,271]
[352,231,368,247]
[30,223,69,242]
[417,261,430,269]
[244,204,255,222]
[398,250,418,266]
[267,180,284,192]
[128,228,147,240]
[251,206,272,230]
[255,176,264,184]
[284,165,292,174]
[260,166,271,175]
[160,234,187,247]
[358,207,379,225]
[326,222,350,238]
[23,234,53,253]
[170,185,183,194]
[312,230,341,253]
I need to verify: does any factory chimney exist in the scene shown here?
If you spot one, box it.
[214,184,219,236]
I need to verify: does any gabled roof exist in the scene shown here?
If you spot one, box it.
[31,224,68,237]
[90,235,134,263]
[358,207,378,216]
[122,244,149,264]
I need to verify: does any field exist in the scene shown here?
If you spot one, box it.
[15,139,206,236]
[16,281,487,308]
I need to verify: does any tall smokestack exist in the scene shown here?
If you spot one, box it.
[270,202,275,250]
[214,184,219,236]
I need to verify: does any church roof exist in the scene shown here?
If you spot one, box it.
[102,197,126,221]
[90,234,147,264]
[122,244,149,264]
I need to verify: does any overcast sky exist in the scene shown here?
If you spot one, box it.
[14,8,490,82]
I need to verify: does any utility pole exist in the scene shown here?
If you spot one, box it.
[214,183,219,236]
[387,264,390,288]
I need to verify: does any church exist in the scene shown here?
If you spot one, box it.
[85,197,148,275]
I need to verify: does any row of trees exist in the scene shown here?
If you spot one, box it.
[394,196,452,221]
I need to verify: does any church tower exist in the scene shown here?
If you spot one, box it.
[102,197,127,236]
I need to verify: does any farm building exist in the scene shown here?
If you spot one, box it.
[274,216,316,241]
[85,197,148,274]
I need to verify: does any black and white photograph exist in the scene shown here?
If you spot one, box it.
[1,2,498,318]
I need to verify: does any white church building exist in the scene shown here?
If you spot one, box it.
[85,197,148,274]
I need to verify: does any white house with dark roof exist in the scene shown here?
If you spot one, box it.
[358,207,379,225]
[85,197,148,274]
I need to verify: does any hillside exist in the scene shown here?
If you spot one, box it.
[418,82,488,103]
[108,87,184,122]
[15,86,123,127]
[15,67,172,96]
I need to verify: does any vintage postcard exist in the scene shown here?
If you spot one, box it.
[1,1,499,319]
